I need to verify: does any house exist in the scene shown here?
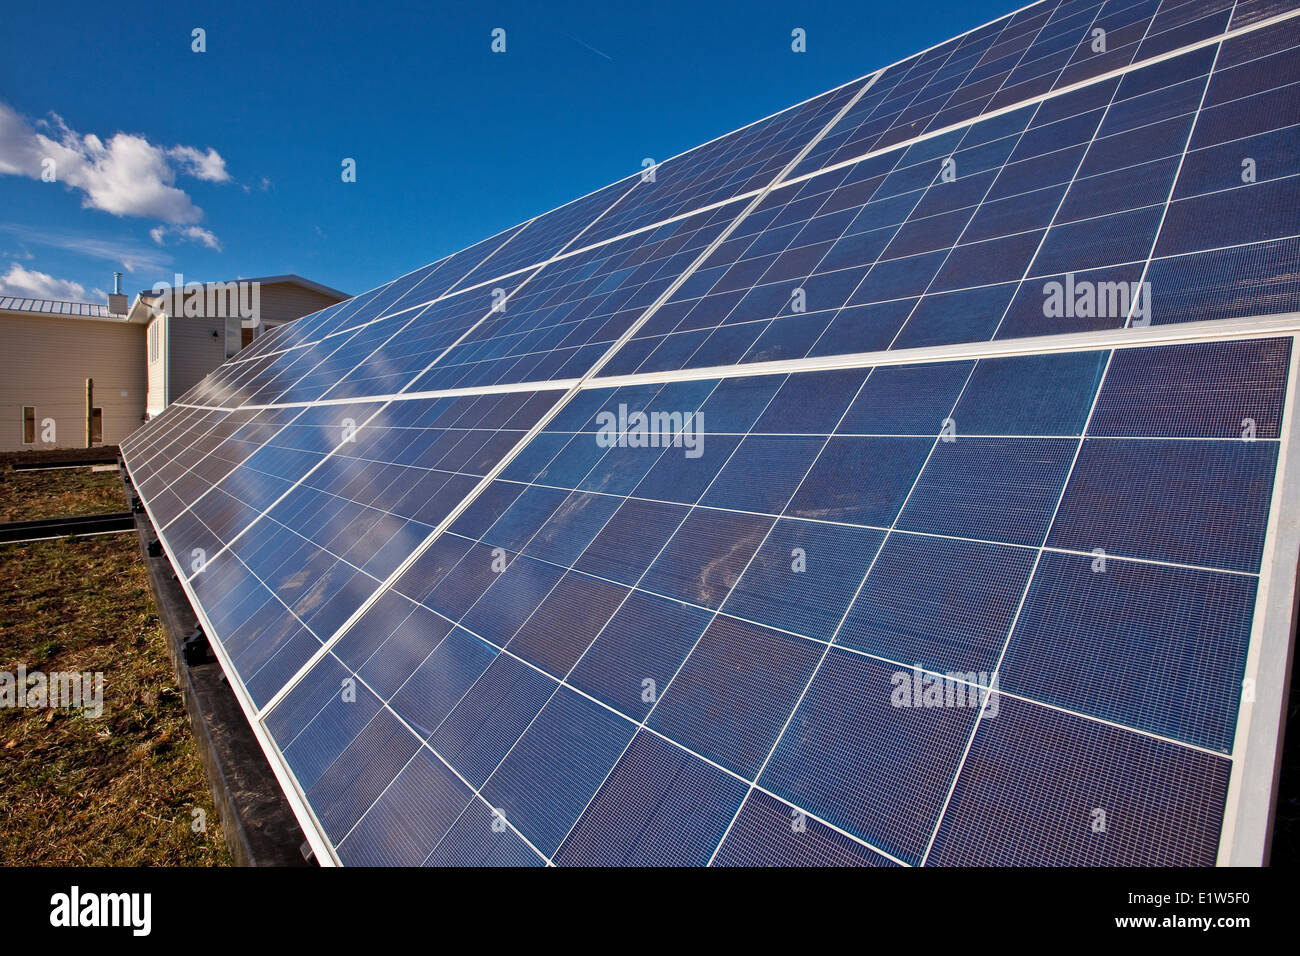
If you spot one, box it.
[0,293,146,453]
[0,274,348,453]
[132,275,347,417]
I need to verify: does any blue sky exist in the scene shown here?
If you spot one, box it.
[0,0,1013,303]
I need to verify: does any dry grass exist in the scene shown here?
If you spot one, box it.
[0,465,127,523]
[0,534,231,866]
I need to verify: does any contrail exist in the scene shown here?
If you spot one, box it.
[563,32,613,61]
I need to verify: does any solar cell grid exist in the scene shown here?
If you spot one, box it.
[235,335,1291,865]
[446,179,638,294]
[925,693,1232,865]
[401,202,748,392]
[191,350,285,407]
[294,282,396,344]
[165,401,391,561]
[1000,551,1256,751]
[141,391,559,709]
[600,39,1269,377]
[120,0,1300,867]
[570,81,868,251]
[788,0,1239,179]
[230,71,866,372]
[129,408,233,489]
[270,225,538,350]
[142,407,305,527]
[711,789,899,866]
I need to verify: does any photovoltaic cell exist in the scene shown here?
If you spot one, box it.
[1000,550,1256,751]
[712,790,899,866]
[927,694,1231,866]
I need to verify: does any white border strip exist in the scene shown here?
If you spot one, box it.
[1221,333,1300,865]
[587,312,1300,388]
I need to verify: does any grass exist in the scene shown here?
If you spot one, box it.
[0,465,127,523]
[0,533,231,866]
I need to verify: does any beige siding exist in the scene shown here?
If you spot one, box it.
[165,312,226,401]
[162,281,345,399]
[0,311,146,452]
[222,283,341,357]
[258,283,343,324]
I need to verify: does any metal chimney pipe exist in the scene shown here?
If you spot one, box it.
[108,272,129,316]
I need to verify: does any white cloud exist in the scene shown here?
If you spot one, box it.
[180,226,221,250]
[149,224,222,251]
[0,224,172,273]
[0,262,88,300]
[0,104,46,177]
[168,145,230,183]
[0,102,229,227]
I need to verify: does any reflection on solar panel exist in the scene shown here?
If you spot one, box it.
[122,0,1300,866]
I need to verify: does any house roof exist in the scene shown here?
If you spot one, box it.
[128,273,350,324]
[0,296,120,319]
[137,274,350,301]
[1,274,349,325]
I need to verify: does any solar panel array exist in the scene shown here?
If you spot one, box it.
[122,0,1300,866]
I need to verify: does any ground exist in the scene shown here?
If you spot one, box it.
[0,460,230,866]
[0,467,126,523]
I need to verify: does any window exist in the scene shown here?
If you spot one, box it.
[22,406,36,444]
[90,408,103,446]
[148,322,160,363]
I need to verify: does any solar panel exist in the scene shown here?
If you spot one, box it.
[121,0,1300,866]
